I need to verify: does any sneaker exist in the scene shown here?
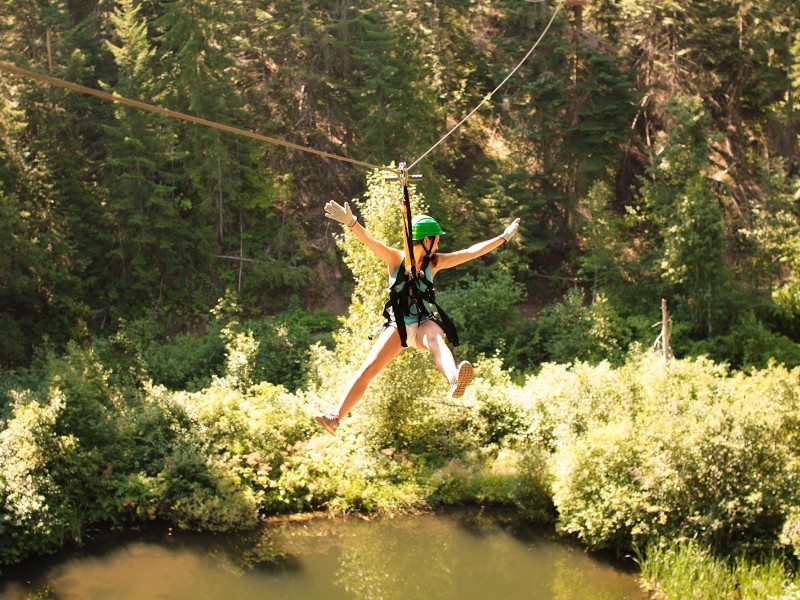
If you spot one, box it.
[314,413,340,435]
[449,361,474,398]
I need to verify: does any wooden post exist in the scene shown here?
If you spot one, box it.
[652,298,672,360]
[661,298,671,359]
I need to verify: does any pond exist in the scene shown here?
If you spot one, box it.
[1,508,646,600]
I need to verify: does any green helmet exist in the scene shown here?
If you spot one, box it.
[411,215,445,240]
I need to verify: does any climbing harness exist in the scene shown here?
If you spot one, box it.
[380,254,460,348]
[379,164,459,349]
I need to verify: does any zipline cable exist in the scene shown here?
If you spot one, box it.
[407,0,565,171]
[1,0,564,176]
[0,60,395,174]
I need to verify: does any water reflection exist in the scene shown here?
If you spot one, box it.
[1,509,645,600]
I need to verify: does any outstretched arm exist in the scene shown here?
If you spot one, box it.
[434,218,519,272]
[325,200,402,267]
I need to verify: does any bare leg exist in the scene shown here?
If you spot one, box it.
[334,325,404,420]
[416,320,458,382]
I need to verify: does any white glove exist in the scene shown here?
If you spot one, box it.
[325,200,357,227]
[501,218,520,242]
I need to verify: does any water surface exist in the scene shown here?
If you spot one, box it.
[1,509,646,599]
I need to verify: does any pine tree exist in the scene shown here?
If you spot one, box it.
[148,0,298,309]
[242,0,365,255]
[481,0,636,267]
[101,0,193,312]
[578,180,627,300]
[345,1,442,166]
[633,96,727,336]
[0,1,105,361]
[153,0,239,242]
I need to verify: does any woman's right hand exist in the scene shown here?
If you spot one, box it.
[325,200,357,227]
[501,218,520,242]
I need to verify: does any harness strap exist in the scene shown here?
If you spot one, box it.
[381,280,410,346]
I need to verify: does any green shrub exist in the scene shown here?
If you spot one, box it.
[549,353,800,554]
[141,332,225,391]
[552,419,643,551]
[270,432,429,515]
[503,319,545,373]
[426,443,554,523]
[8,346,135,538]
[782,508,800,559]
[470,356,528,446]
[0,391,73,565]
[521,358,634,453]
[634,369,796,552]
[95,315,226,392]
[236,308,338,392]
[110,473,159,523]
[164,379,316,520]
[471,446,554,521]
[100,304,338,393]
[687,311,800,370]
[1,345,192,564]
[532,288,623,365]
[436,268,525,357]
[155,444,262,531]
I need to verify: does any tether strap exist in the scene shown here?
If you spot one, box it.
[401,182,416,278]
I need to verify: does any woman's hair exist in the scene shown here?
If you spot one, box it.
[412,235,439,265]
[411,235,437,244]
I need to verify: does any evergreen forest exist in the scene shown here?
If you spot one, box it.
[3,0,800,597]
[0,0,798,369]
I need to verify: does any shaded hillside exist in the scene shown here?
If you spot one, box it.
[0,0,798,368]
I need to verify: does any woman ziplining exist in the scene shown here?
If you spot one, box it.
[314,196,520,436]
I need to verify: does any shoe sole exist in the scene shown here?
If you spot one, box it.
[451,361,474,398]
[314,416,338,436]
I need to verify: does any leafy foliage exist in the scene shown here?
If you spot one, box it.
[550,353,800,555]
[2,314,799,590]
[639,539,799,600]
[2,2,800,594]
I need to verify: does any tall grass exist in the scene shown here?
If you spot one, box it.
[638,540,800,599]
